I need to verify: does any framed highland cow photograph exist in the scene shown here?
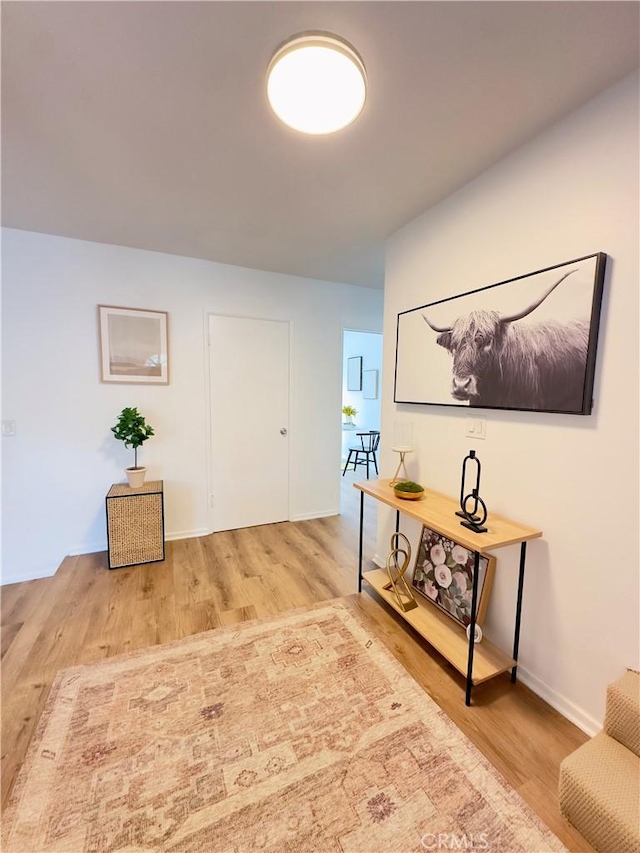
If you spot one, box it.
[412,526,496,631]
[394,253,607,414]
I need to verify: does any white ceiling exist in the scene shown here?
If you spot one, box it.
[2,2,638,288]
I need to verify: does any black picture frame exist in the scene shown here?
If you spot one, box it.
[393,253,606,415]
[347,356,363,391]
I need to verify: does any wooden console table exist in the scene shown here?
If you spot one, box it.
[354,478,542,705]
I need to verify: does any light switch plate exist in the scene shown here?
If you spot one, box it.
[2,420,16,437]
[465,416,486,440]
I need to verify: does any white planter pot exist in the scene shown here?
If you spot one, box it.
[126,467,146,489]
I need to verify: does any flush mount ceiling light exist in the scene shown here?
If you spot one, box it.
[267,32,367,134]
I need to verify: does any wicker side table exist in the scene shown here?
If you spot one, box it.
[106,481,165,569]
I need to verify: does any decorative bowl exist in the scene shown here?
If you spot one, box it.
[393,482,425,501]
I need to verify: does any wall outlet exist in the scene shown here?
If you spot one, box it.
[2,420,16,437]
[465,416,486,440]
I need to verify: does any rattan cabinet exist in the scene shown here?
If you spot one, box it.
[106,481,165,569]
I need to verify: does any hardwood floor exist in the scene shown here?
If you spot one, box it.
[1,471,592,850]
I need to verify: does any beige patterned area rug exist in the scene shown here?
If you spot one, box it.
[3,600,566,852]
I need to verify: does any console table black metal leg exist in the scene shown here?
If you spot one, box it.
[395,510,400,534]
[511,541,527,683]
[358,490,364,592]
[465,550,481,706]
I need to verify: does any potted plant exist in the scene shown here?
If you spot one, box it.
[393,480,425,501]
[342,405,358,426]
[111,407,155,488]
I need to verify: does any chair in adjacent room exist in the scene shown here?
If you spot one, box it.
[342,431,380,479]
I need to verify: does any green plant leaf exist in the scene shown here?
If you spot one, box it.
[111,408,155,462]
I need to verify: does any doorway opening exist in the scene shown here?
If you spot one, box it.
[340,329,383,513]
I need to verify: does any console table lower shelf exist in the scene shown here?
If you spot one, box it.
[363,568,515,685]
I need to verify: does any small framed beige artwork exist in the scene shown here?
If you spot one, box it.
[98,305,169,384]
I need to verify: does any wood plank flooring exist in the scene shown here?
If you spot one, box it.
[1,471,592,850]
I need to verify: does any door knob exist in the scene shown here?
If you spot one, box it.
[280,428,288,435]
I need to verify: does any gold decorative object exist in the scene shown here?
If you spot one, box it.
[393,483,425,501]
[383,532,418,612]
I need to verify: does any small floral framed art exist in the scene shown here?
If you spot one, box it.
[411,526,496,629]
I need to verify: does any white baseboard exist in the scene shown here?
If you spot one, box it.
[1,528,213,586]
[68,528,211,555]
[1,564,59,585]
[372,553,384,569]
[68,541,106,556]
[516,665,602,736]
[165,528,211,542]
[290,510,339,522]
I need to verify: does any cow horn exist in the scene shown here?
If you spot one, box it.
[422,313,452,333]
[499,269,578,324]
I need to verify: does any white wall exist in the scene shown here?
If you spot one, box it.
[381,73,639,733]
[1,230,383,583]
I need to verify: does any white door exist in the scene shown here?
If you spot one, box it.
[208,315,290,531]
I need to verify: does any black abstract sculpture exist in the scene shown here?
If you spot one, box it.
[456,450,488,533]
